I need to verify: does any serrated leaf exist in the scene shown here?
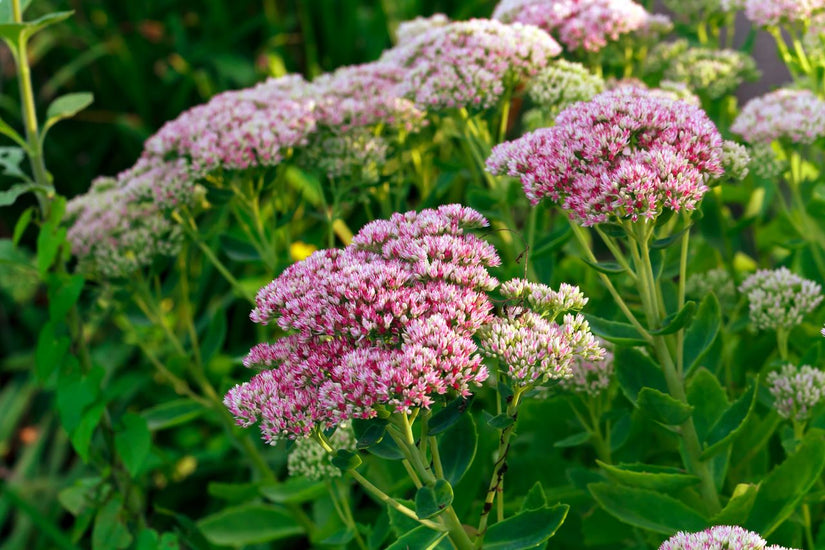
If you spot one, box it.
[415,479,453,519]
[701,382,757,459]
[483,504,569,550]
[649,301,696,336]
[598,461,701,492]
[614,347,667,404]
[197,504,304,546]
[745,429,825,535]
[588,482,707,534]
[586,315,647,346]
[637,387,694,425]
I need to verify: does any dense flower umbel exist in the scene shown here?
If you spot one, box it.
[395,13,450,44]
[492,0,661,53]
[487,87,725,226]
[526,60,605,111]
[722,0,825,27]
[732,89,825,145]
[65,158,192,278]
[381,18,561,111]
[479,278,603,388]
[650,44,759,99]
[768,364,825,422]
[287,424,356,481]
[660,525,796,550]
[686,268,737,308]
[225,205,501,441]
[739,267,823,332]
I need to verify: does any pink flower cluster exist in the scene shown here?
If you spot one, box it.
[660,526,795,550]
[382,18,562,110]
[487,87,724,225]
[224,205,501,441]
[492,0,662,52]
[559,346,614,396]
[731,89,825,145]
[723,0,825,27]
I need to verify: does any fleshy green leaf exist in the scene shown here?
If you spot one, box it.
[701,382,757,459]
[581,257,626,274]
[554,431,591,448]
[48,273,84,319]
[0,146,30,179]
[385,525,447,550]
[196,504,304,546]
[331,449,362,471]
[637,387,694,425]
[745,429,825,535]
[0,182,37,206]
[520,482,547,512]
[588,482,707,534]
[439,413,477,485]
[428,396,472,435]
[487,413,515,430]
[649,301,696,336]
[0,1,32,24]
[352,417,389,449]
[483,504,569,550]
[35,321,70,382]
[684,294,721,375]
[415,479,454,519]
[114,413,151,478]
[686,368,729,442]
[597,461,701,492]
[0,11,74,45]
[614,347,667,404]
[712,483,759,525]
[259,478,326,504]
[586,315,647,346]
[70,402,105,462]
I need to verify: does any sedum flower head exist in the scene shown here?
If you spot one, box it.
[660,525,796,550]
[768,364,825,422]
[287,424,356,481]
[732,89,825,145]
[731,0,825,27]
[720,140,751,182]
[382,18,561,111]
[479,306,604,388]
[660,46,759,99]
[748,143,786,179]
[487,87,724,226]
[526,60,605,112]
[558,345,614,396]
[740,267,823,332]
[492,0,660,53]
[225,205,501,441]
[395,13,450,45]
[686,268,737,308]
[499,278,589,313]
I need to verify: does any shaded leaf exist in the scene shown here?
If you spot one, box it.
[197,504,304,546]
[439,413,477,485]
[415,480,453,519]
[684,294,721,375]
[588,482,707,534]
[637,387,693,425]
[598,461,701,492]
[484,504,569,550]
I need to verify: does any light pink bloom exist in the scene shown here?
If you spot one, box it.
[660,525,796,550]
[731,89,825,145]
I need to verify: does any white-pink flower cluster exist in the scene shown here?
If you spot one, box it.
[492,0,661,52]
[487,87,724,226]
[224,205,501,441]
[723,0,825,27]
[382,18,561,110]
[559,347,614,396]
[732,89,825,145]
[660,526,795,550]
[479,278,603,388]
[768,364,825,422]
[740,267,823,332]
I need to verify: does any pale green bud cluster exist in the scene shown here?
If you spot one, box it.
[768,364,825,422]
[526,60,605,113]
[720,140,751,182]
[287,424,357,481]
[686,268,737,309]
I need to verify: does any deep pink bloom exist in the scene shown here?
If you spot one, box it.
[487,87,724,225]
[226,205,500,441]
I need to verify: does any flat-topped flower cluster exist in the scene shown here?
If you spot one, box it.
[732,89,825,145]
[660,525,795,550]
[740,267,823,332]
[487,87,725,225]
